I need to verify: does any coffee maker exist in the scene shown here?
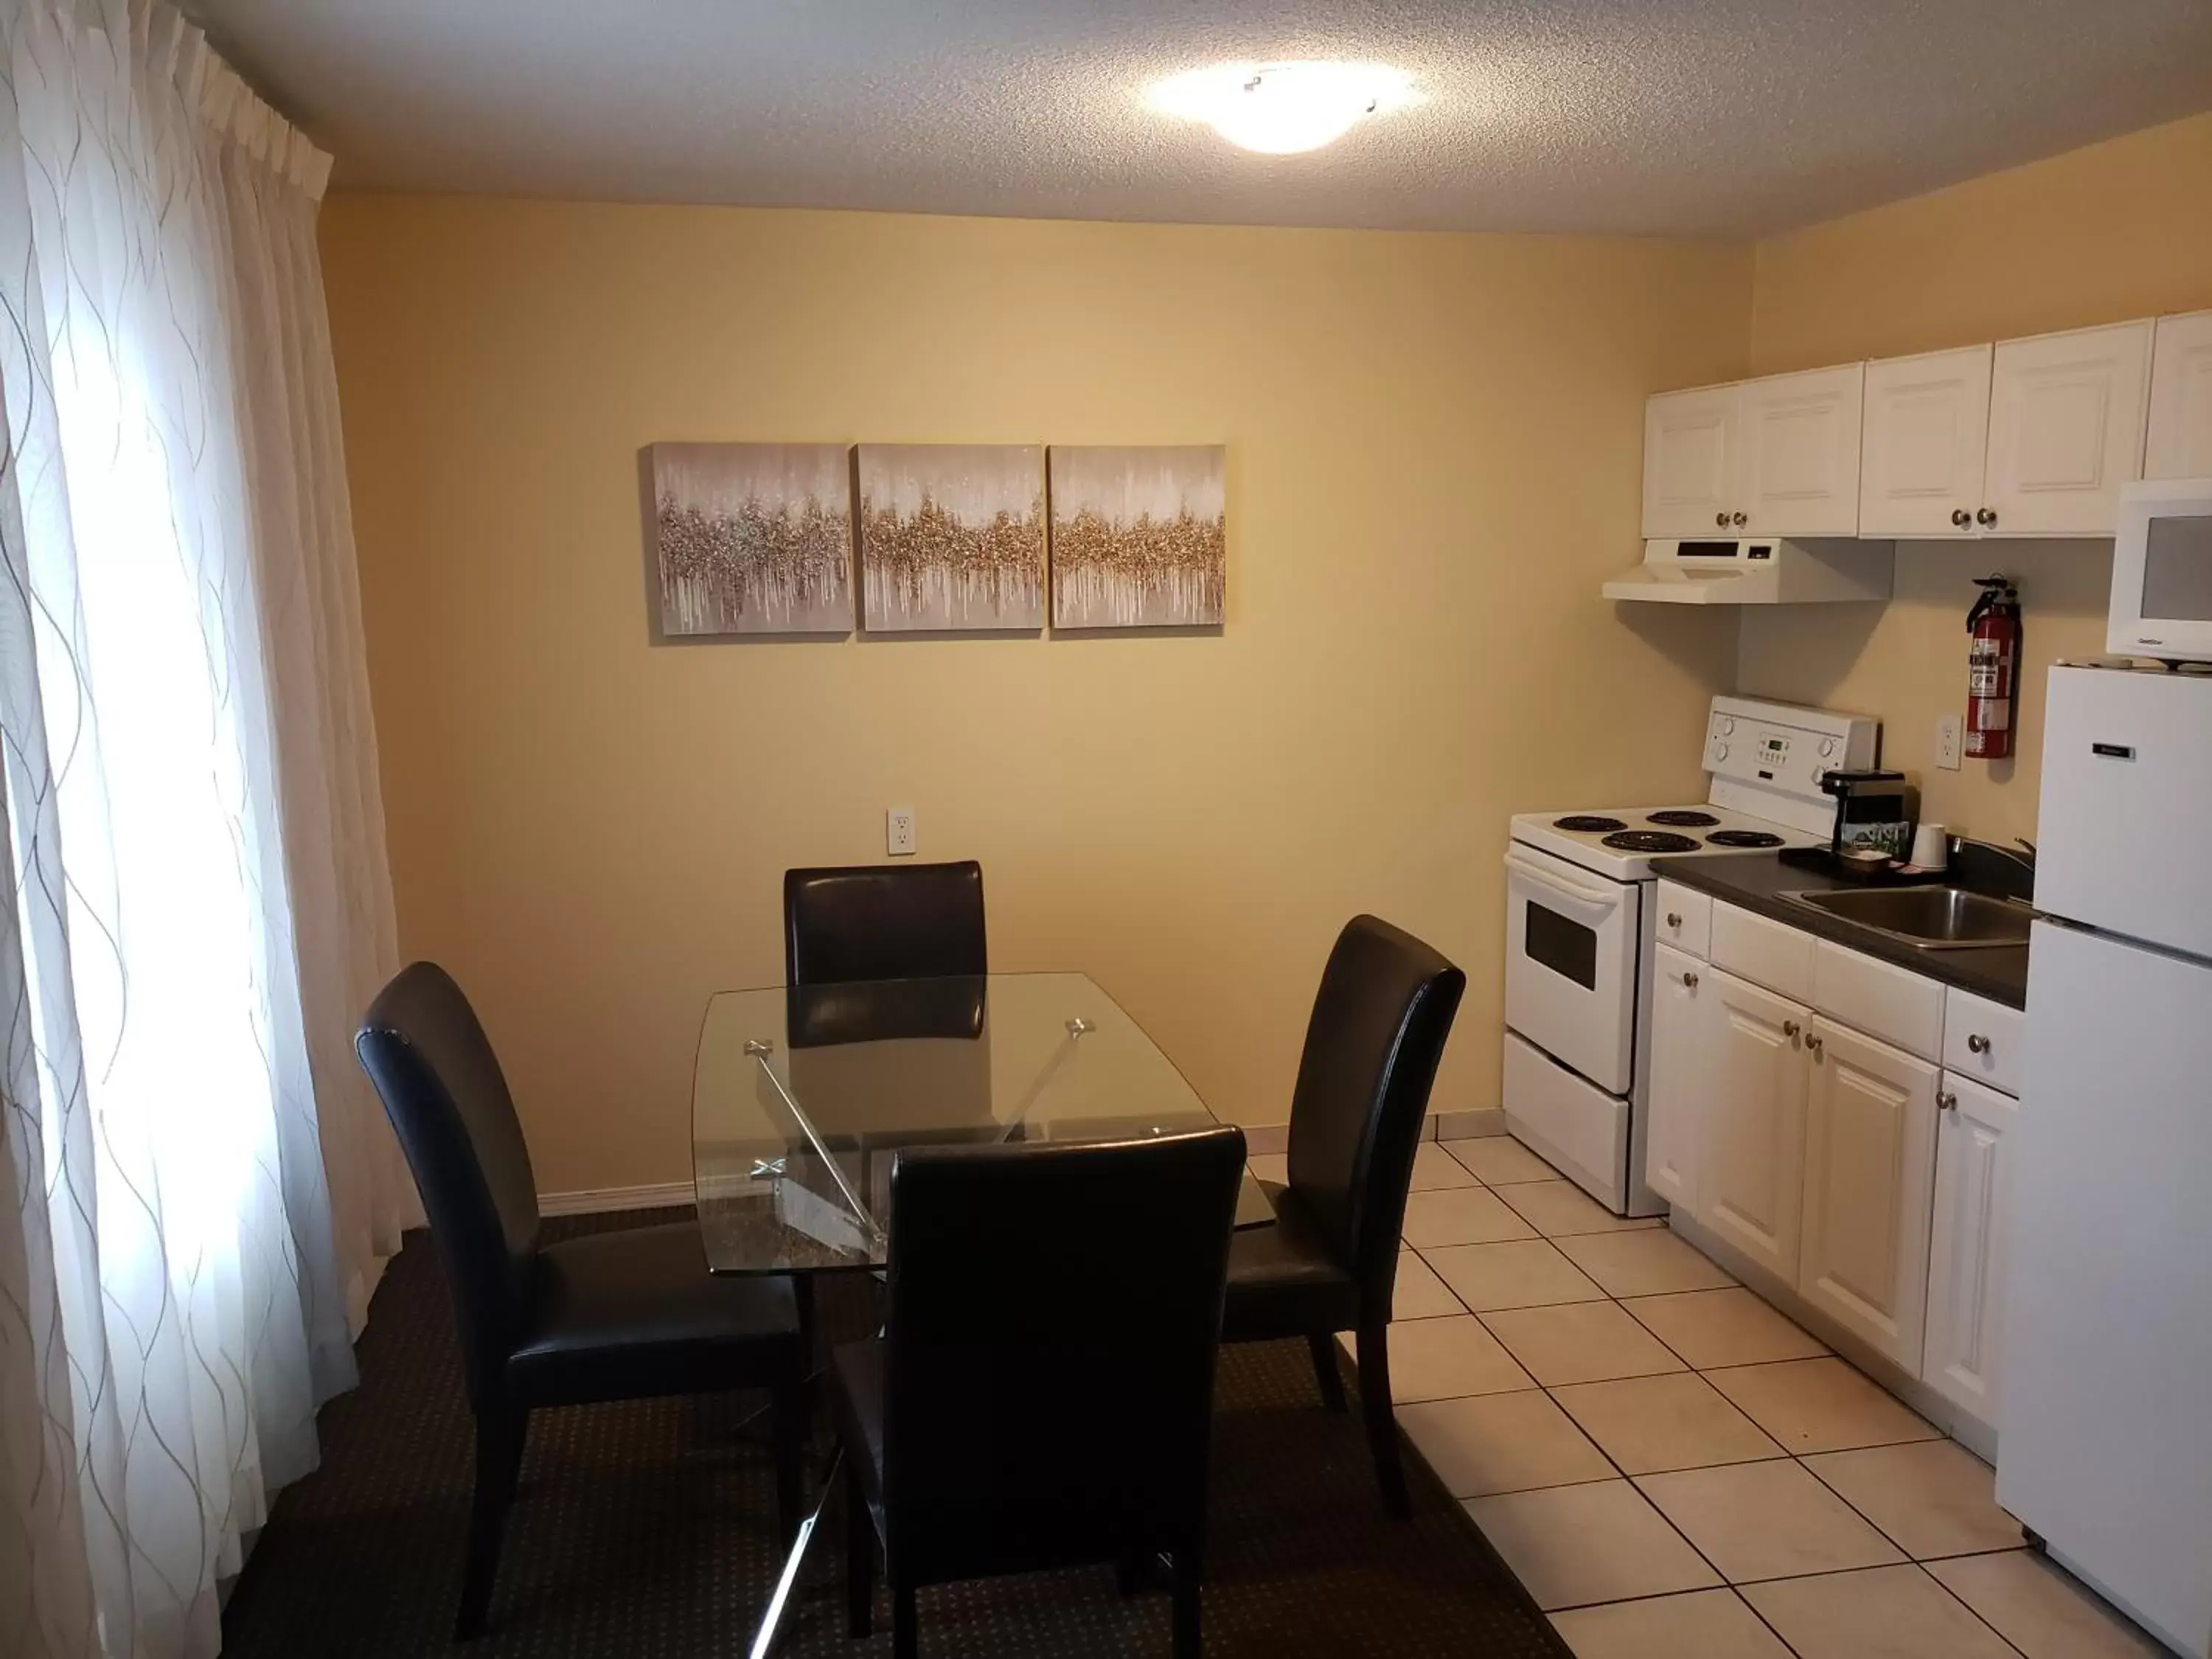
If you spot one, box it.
[1820,768,1919,860]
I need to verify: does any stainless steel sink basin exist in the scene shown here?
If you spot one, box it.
[1784,886,2035,950]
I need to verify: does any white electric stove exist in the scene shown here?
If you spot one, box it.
[1502,695,1880,1215]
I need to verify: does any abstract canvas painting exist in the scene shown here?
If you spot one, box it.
[857,444,1046,631]
[1048,445,1225,629]
[649,442,853,635]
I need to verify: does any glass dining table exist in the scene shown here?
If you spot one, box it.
[692,970,1272,1656]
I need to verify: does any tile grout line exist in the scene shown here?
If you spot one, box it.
[1416,1147,2031,1659]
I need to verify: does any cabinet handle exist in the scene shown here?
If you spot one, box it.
[1731,510,1747,527]
[1938,1090,1958,1113]
[1682,971,1700,990]
[1807,1034,1825,1059]
[1666,912,1683,929]
[1966,1033,1990,1055]
[1782,1019,1801,1041]
[1716,511,1731,527]
[1950,508,1972,528]
[1976,507,1997,526]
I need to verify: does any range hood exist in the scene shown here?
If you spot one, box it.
[1603,538,1894,605]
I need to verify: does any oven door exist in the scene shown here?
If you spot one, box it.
[1503,844,1641,1095]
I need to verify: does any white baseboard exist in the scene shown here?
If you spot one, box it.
[539,1180,697,1218]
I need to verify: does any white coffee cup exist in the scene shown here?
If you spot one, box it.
[1911,821,1949,871]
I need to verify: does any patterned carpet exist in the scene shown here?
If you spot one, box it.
[221,1210,1569,1658]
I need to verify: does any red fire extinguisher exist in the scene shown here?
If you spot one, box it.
[1965,574,2022,760]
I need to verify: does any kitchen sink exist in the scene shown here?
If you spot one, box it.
[1784,886,2036,950]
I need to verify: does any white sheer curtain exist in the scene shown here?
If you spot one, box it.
[0,2,415,1655]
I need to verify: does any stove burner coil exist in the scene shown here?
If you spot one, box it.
[1646,810,1722,827]
[1706,829,1785,848]
[1554,815,1627,832]
[1602,830,1700,853]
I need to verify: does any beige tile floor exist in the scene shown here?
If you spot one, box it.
[1306,1133,2169,1659]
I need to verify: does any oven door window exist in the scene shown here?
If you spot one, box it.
[1526,900,1599,990]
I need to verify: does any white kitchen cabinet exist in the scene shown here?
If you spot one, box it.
[1983,320,2153,535]
[1644,383,1742,538]
[1798,1015,1940,1371]
[1646,945,1705,1211]
[1859,345,1993,538]
[1923,1071,2018,1421]
[1700,966,1809,1281]
[2146,308,2212,481]
[1735,364,1865,538]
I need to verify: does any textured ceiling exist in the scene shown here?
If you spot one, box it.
[191,0,2212,237]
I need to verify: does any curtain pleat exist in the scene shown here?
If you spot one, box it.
[0,2,413,1655]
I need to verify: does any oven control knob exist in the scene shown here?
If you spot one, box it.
[1717,717,1736,737]
[1811,765,1826,784]
[1819,738,1837,758]
[1711,742,1729,762]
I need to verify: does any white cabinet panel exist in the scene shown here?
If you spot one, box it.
[1735,364,1865,538]
[1798,1016,1938,1371]
[1655,879,1711,960]
[1860,345,1992,538]
[2146,309,2212,481]
[1710,901,1817,1004]
[1701,967,1809,1281]
[1984,321,2153,535]
[1646,945,1706,1212]
[1812,939,1945,1062]
[1644,383,1742,539]
[1941,989,2027,1096]
[1924,1071,2017,1422]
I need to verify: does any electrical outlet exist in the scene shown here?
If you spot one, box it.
[1936,713,1964,771]
[886,806,917,857]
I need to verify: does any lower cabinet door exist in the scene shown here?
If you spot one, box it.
[1700,967,1810,1280]
[1798,1016,1939,1370]
[1645,945,1707,1211]
[1922,1071,2019,1421]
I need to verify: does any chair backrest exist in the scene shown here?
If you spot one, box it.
[355,962,541,1412]
[880,1127,1245,1585]
[783,860,987,987]
[1284,915,1467,1313]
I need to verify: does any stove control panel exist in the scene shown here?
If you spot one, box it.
[1705,695,1882,832]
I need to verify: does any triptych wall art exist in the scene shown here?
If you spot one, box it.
[647,441,1225,638]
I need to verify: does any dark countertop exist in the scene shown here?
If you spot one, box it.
[1652,852,2030,1010]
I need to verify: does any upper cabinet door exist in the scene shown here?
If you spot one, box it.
[1983,320,2153,535]
[2145,309,2212,481]
[1644,383,1740,539]
[1860,346,1992,538]
[1733,364,1865,538]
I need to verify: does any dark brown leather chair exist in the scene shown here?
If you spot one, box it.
[832,1127,1247,1659]
[784,860,987,986]
[355,962,807,1640]
[1220,916,1466,1518]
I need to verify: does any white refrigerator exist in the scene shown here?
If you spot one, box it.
[1997,665,2212,1658]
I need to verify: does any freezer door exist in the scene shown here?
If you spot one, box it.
[1996,921,2212,1658]
[2036,666,2212,961]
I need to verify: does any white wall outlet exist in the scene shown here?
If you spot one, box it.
[886,806,917,857]
[1935,712,1964,771]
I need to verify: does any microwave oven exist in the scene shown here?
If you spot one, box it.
[2110,478,2212,664]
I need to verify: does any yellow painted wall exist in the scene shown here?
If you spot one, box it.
[1738,111,2212,845]
[321,197,1750,1191]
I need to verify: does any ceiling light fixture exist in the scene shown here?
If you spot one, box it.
[1148,60,1416,156]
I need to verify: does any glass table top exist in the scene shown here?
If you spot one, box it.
[692,972,1265,1273]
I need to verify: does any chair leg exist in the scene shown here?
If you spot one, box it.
[1354,1322,1411,1520]
[844,1458,874,1638]
[771,1368,806,1543]
[892,1582,918,1659]
[1170,1553,1202,1659]
[1307,1332,1348,1413]
[456,1405,529,1641]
